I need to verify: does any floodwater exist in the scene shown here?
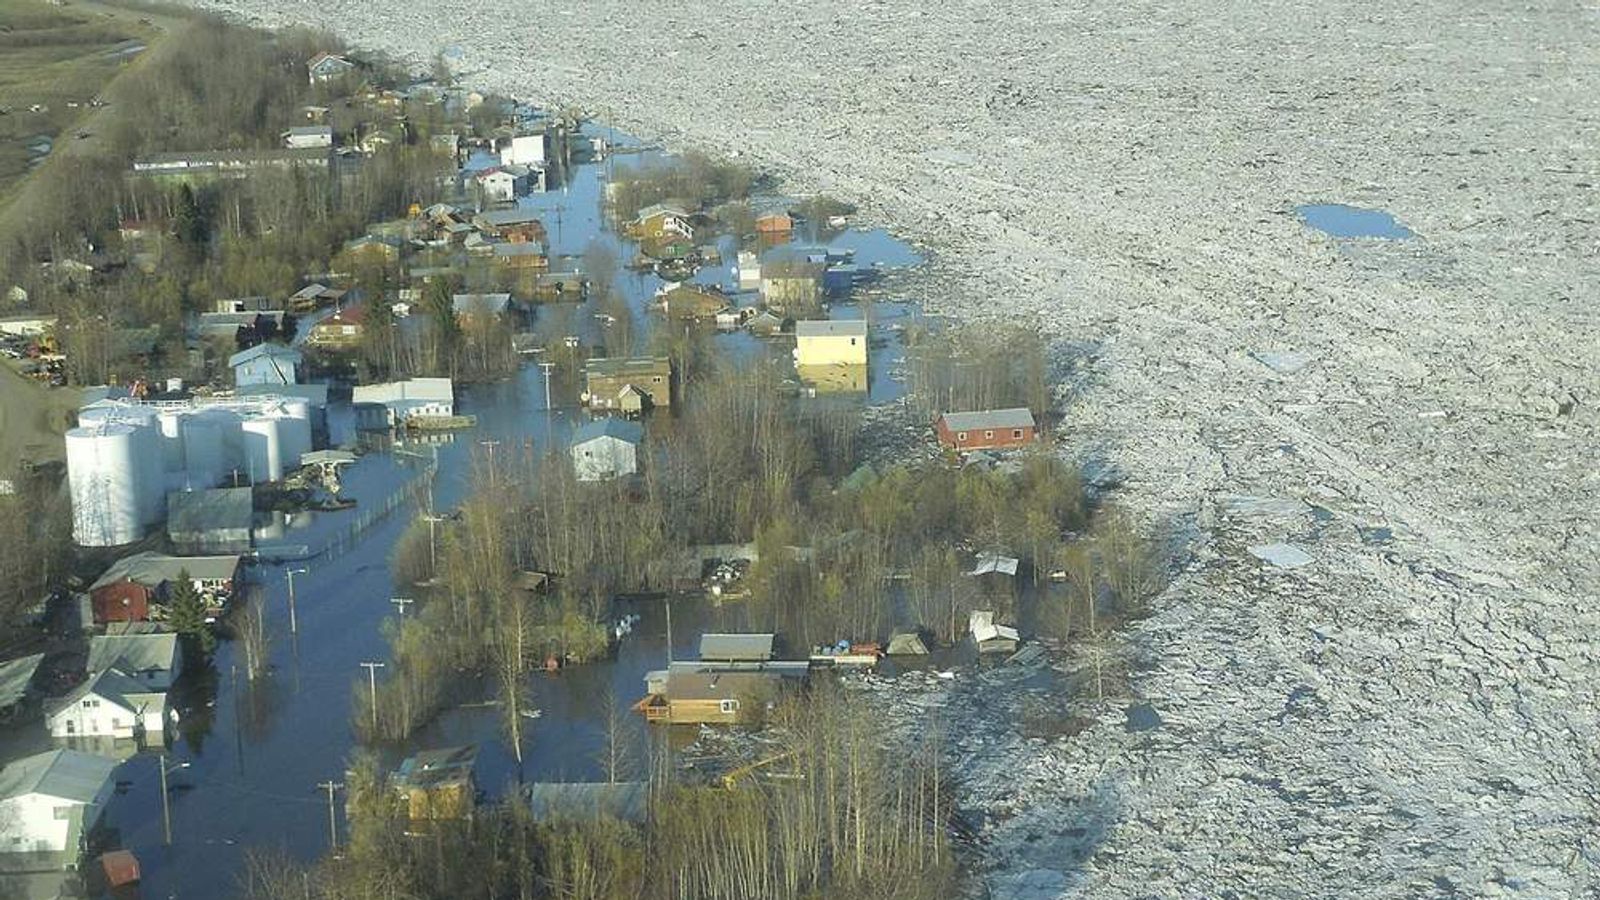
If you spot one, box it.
[1295,203,1415,239]
[16,124,923,898]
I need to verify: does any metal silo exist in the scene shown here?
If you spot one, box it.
[157,410,186,475]
[241,416,284,483]
[181,411,227,490]
[66,423,144,547]
[272,400,313,470]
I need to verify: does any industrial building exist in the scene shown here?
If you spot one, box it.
[351,377,454,428]
[67,395,315,547]
[167,488,254,554]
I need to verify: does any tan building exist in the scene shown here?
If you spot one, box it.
[793,319,868,367]
[583,357,674,412]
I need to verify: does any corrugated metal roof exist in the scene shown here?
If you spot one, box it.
[938,408,1036,432]
[0,750,118,803]
[228,343,302,369]
[86,633,179,676]
[572,418,643,445]
[166,489,253,535]
[666,670,781,701]
[523,781,648,824]
[90,551,240,590]
[698,633,775,662]
[794,319,867,339]
[352,377,454,405]
[0,653,43,707]
[584,356,671,377]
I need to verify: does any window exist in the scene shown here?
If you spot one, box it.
[719,698,740,714]
[652,376,663,383]
[957,432,968,441]
[850,338,857,345]
[984,430,994,440]
[53,806,71,821]
[1013,429,1024,439]
[111,717,122,729]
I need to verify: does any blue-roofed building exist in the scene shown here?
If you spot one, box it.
[229,343,302,387]
[571,418,644,482]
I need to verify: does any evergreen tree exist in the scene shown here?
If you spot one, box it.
[167,569,215,656]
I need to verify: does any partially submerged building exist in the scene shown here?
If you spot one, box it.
[0,750,119,861]
[88,551,241,625]
[793,319,868,368]
[86,633,182,692]
[166,488,254,555]
[44,668,167,744]
[523,781,648,824]
[571,418,644,482]
[583,357,673,413]
[392,746,478,822]
[352,377,455,428]
[229,343,302,387]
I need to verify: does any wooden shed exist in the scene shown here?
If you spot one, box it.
[392,745,478,821]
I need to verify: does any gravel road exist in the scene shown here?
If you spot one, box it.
[184,1,1599,895]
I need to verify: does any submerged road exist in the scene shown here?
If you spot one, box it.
[179,0,1600,896]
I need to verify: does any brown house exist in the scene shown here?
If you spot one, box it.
[392,745,478,822]
[933,408,1039,453]
[635,670,783,725]
[474,210,546,245]
[89,552,241,625]
[658,284,729,321]
[755,212,793,236]
[583,356,674,412]
[306,304,366,349]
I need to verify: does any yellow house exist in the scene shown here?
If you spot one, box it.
[793,319,867,368]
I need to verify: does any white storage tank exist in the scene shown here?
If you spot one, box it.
[131,418,166,526]
[181,412,227,489]
[270,400,313,469]
[157,410,185,474]
[66,424,145,546]
[241,416,284,483]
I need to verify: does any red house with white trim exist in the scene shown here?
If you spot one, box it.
[933,408,1039,452]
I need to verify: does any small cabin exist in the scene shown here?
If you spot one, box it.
[933,408,1039,453]
[393,745,478,822]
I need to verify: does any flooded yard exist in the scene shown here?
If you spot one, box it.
[58,122,925,898]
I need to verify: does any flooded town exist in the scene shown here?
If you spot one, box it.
[2,1,1596,899]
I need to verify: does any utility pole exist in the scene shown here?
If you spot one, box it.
[479,439,500,485]
[664,597,673,665]
[317,780,344,850]
[285,567,308,635]
[158,754,190,845]
[420,514,444,576]
[359,662,385,733]
[390,597,414,618]
[538,361,555,410]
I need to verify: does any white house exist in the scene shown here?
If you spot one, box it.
[793,319,868,368]
[500,133,546,168]
[571,418,644,482]
[86,633,182,693]
[282,125,334,149]
[45,668,168,742]
[474,167,522,204]
[0,749,119,858]
[352,377,454,426]
[307,52,355,84]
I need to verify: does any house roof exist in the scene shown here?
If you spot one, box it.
[968,553,1020,577]
[938,408,1036,432]
[794,319,867,339]
[308,52,353,70]
[352,377,453,406]
[166,488,254,535]
[572,418,643,446]
[285,125,332,138]
[523,782,647,824]
[491,242,545,258]
[584,356,671,378]
[45,667,151,719]
[634,201,692,221]
[228,342,302,369]
[477,209,542,227]
[394,745,477,790]
[86,633,179,675]
[698,633,775,662]
[0,653,44,708]
[91,551,240,591]
[665,670,781,701]
[290,283,334,301]
[317,304,367,327]
[451,293,512,315]
[0,750,118,804]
